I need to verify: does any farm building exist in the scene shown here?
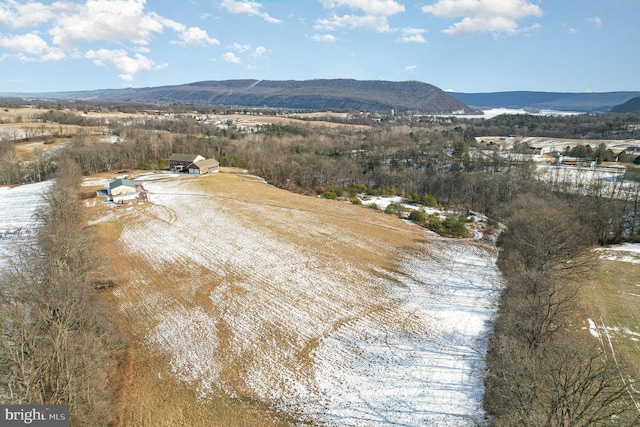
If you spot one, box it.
[108,178,138,203]
[108,178,136,196]
[169,154,205,171]
[188,158,220,175]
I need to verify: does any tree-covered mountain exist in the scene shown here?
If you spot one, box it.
[450,91,640,112]
[5,79,479,115]
[611,96,640,113]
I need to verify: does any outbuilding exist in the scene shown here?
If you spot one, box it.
[108,178,136,196]
[107,178,138,203]
[188,158,220,174]
[169,154,205,171]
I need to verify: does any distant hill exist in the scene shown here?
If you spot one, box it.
[450,91,640,113]
[2,79,479,115]
[611,96,640,113]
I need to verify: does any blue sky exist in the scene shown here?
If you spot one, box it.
[0,0,638,93]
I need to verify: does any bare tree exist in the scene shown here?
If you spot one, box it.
[0,159,126,425]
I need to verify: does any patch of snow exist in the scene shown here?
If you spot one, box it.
[133,172,181,182]
[0,181,52,270]
[359,195,403,211]
[100,177,503,425]
[595,243,640,264]
[535,164,636,198]
[587,318,600,339]
[81,177,111,187]
[306,240,502,426]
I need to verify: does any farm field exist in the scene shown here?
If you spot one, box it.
[586,247,640,391]
[84,170,503,426]
[0,180,52,270]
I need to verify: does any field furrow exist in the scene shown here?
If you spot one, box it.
[90,172,503,426]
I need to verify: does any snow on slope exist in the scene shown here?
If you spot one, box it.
[0,181,52,270]
[307,241,501,425]
[103,175,503,426]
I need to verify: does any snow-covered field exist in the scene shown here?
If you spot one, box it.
[535,163,637,197]
[0,181,52,271]
[595,243,640,264]
[93,173,503,426]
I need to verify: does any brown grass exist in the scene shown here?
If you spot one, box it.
[84,170,431,426]
[576,258,640,379]
[90,206,295,425]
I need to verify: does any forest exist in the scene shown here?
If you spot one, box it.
[1,101,639,425]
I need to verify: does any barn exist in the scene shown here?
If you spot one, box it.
[108,178,136,196]
[107,178,138,203]
[188,158,220,174]
[169,154,205,171]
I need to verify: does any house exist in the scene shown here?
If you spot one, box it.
[108,178,136,196]
[188,158,220,175]
[107,178,138,203]
[168,154,205,171]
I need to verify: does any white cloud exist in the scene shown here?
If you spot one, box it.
[251,46,268,57]
[522,23,541,36]
[86,48,164,81]
[0,33,65,61]
[222,44,269,63]
[231,43,251,53]
[50,0,164,47]
[397,28,426,43]
[319,0,404,16]
[1,0,218,49]
[0,0,55,28]
[156,16,218,47]
[0,0,222,81]
[220,0,281,24]
[221,52,241,64]
[586,16,602,30]
[315,14,392,32]
[316,0,403,33]
[403,65,417,74]
[422,0,543,37]
[569,28,578,35]
[176,27,219,47]
[311,33,338,42]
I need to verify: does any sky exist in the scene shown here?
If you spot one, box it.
[0,0,638,93]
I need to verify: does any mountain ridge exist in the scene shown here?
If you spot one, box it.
[3,80,640,114]
[0,79,478,115]
[450,90,640,112]
[611,96,640,113]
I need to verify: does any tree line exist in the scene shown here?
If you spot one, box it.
[0,158,126,425]
[461,112,640,140]
[484,192,639,425]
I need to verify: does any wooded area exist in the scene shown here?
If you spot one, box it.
[0,157,126,425]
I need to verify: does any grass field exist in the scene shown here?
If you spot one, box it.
[84,169,503,426]
[580,254,640,394]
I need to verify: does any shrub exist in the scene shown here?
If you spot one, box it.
[443,214,468,237]
[322,185,344,200]
[422,193,437,207]
[385,202,404,215]
[427,213,444,235]
[322,188,338,199]
[425,213,468,237]
[408,209,427,225]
